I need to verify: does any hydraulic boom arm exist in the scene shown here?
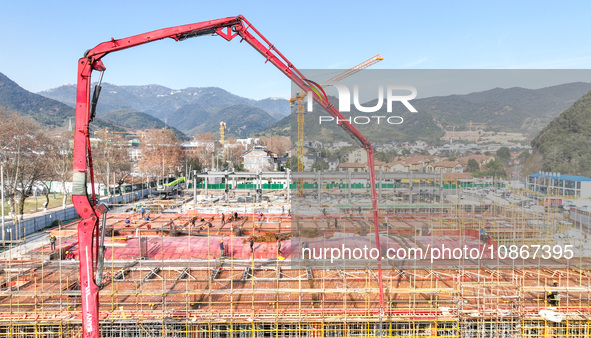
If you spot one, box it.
[73,15,384,337]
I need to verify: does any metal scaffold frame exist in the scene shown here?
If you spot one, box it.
[1,164,589,338]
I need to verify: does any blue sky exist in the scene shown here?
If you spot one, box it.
[1,0,590,100]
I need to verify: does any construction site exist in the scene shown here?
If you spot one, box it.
[0,14,589,338]
[1,172,590,337]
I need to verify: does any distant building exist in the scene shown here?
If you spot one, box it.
[300,155,317,171]
[241,146,275,172]
[389,161,410,172]
[443,129,527,144]
[527,173,591,198]
[325,157,340,171]
[480,132,527,144]
[128,147,141,161]
[274,157,289,172]
[347,148,368,164]
[338,162,367,172]
[181,141,215,157]
[332,141,352,148]
[301,155,339,171]
[425,161,464,174]
[375,160,410,172]
[443,130,480,142]
[236,138,260,148]
[303,146,318,157]
[403,155,436,172]
[305,140,323,150]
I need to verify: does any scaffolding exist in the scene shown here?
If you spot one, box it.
[1,257,590,337]
[0,174,590,337]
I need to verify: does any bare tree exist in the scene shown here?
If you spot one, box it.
[222,138,246,170]
[188,132,217,169]
[263,135,291,156]
[93,133,133,195]
[52,132,73,207]
[0,108,54,222]
[41,131,72,209]
[192,132,216,143]
[139,129,184,180]
[191,144,214,170]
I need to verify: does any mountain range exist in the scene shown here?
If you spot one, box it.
[3,70,591,147]
[38,83,291,138]
[0,72,73,127]
[264,82,591,145]
[415,82,591,135]
[102,109,187,140]
[4,70,591,180]
[0,72,127,134]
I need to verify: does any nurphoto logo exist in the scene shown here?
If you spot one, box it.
[310,83,418,125]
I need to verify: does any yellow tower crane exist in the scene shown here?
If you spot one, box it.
[219,121,227,146]
[324,54,384,83]
[290,55,383,195]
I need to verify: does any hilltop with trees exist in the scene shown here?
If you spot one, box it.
[525,90,591,176]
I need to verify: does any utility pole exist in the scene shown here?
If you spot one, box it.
[1,165,4,243]
[106,162,110,204]
[286,169,291,201]
[193,170,197,206]
[131,176,134,202]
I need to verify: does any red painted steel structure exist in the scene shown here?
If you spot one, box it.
[73,15,384,337]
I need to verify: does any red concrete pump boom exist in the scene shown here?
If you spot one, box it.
[73,15,385,337]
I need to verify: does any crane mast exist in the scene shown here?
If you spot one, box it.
[73,15,385,337]
[219,121,227,147]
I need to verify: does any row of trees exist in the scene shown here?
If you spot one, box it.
[0,108,71,222]
[92,129,187,194]
[1,105,293,222]
[90,131,292,193]
[0,107,187,222]
[465,147,513,178]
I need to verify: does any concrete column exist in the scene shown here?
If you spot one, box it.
[348,171,352,204]
[193,170,197,205]
[409,171,413,204]
[440,171,444,203]
[106,162,110,204]
[286,169,291,201]
[257,171,262,203]
[224,170,229,201]
[1,165,4,243]
[317,171,322,203]
[378,171,383,204]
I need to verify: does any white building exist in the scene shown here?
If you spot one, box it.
[347,148,368,164]
[241,146,275,172]
[236,138,261,147]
